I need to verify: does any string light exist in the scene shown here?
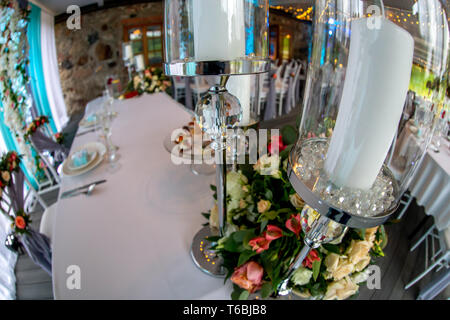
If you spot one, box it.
[270,4,313,21]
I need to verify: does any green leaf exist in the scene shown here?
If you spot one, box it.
[259,210,278,221]
[205,236,221,243]
[260,219,269,234]
[238,250,257,266]
[260,282,273,298]
[231,286,243,300]
[281,125,298,145]
[280,144,293,160]
[322,244,341,254]
[378,225,388,249]
[201,212,210,220]
[265,189,273,201]
[239,290,250,300]
[312,260,321,282]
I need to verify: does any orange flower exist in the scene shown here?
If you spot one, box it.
[265,225,283,241]
[302,249,320,269]
[15,216,26,230]
[286,214,302,237]
[249,233,271,253]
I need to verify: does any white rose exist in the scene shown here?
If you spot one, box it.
[254,154,281,178]
[347,240,372,265]
[224,224,239,237]
[364,227,378,244]
[292,267,313,286]
[351,269,371,284]
[353,255,371,273]
[324,277,358,300]
[226,171,247,201]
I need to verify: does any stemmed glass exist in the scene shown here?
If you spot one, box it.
[430,110,448,152]
[95,111,120,172]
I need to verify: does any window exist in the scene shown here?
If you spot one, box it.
[122,17,164,67]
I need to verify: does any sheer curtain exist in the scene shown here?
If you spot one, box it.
[0,135,17,300]
[40,8,68,132]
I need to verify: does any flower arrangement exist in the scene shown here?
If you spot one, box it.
[24,116,49,138]
[0,151,31,235]
[205,131,387,300]
[122,67,172,99]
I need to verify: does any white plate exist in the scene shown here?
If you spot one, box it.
[62,142,106,177]
[163,130,213,161]
[67,150,97,171]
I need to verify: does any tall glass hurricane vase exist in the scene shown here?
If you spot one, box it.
[164,0,269,277]
[277,0,449,295]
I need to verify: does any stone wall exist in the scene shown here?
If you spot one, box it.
[55,2,164,115]
[55,3,311,115]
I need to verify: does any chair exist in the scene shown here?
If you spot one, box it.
[276,60,295,117]
[396,191,414,220]
[287,61,302,114]
[405,224,450,298]
[172,76,186,102]
[1,167,48,213]
[28,123,65,199]
[295,60,307,103]
[257,71,270,116]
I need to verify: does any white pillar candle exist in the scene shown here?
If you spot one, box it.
[123,43,133,60]
[192,0,246,61]
[227,75,252,126]
[135,54,145,72]
[324,18,414,190]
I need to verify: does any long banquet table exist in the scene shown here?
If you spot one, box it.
[52,93,232,299]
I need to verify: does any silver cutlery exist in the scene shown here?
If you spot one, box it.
[76,128,96,137]
[63,184,97,198]
[60,180,106,199]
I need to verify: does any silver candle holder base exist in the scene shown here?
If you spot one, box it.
[190,226,226,277]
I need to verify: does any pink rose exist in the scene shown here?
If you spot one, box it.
[230,261,264,293]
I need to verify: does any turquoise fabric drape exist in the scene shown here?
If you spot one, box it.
[0,105,38,189]
[27,3,57,133]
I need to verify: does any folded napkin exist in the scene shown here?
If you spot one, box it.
[71,150,89,168]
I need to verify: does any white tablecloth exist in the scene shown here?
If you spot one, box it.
[52,93,232,299]
[409,138,450,231]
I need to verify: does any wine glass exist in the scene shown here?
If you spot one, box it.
[96,111,120,171]
[430,110,448,153]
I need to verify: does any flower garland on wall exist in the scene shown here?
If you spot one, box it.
[0,151,31,235]
[205,130,387,300]
[0,1,36,177]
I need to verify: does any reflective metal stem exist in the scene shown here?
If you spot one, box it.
[216,150,227,237]
[277,214,332,295]
[277,244,312,296]
[215,75,230,238]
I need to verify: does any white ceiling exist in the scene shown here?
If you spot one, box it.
[35,0,104,14]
